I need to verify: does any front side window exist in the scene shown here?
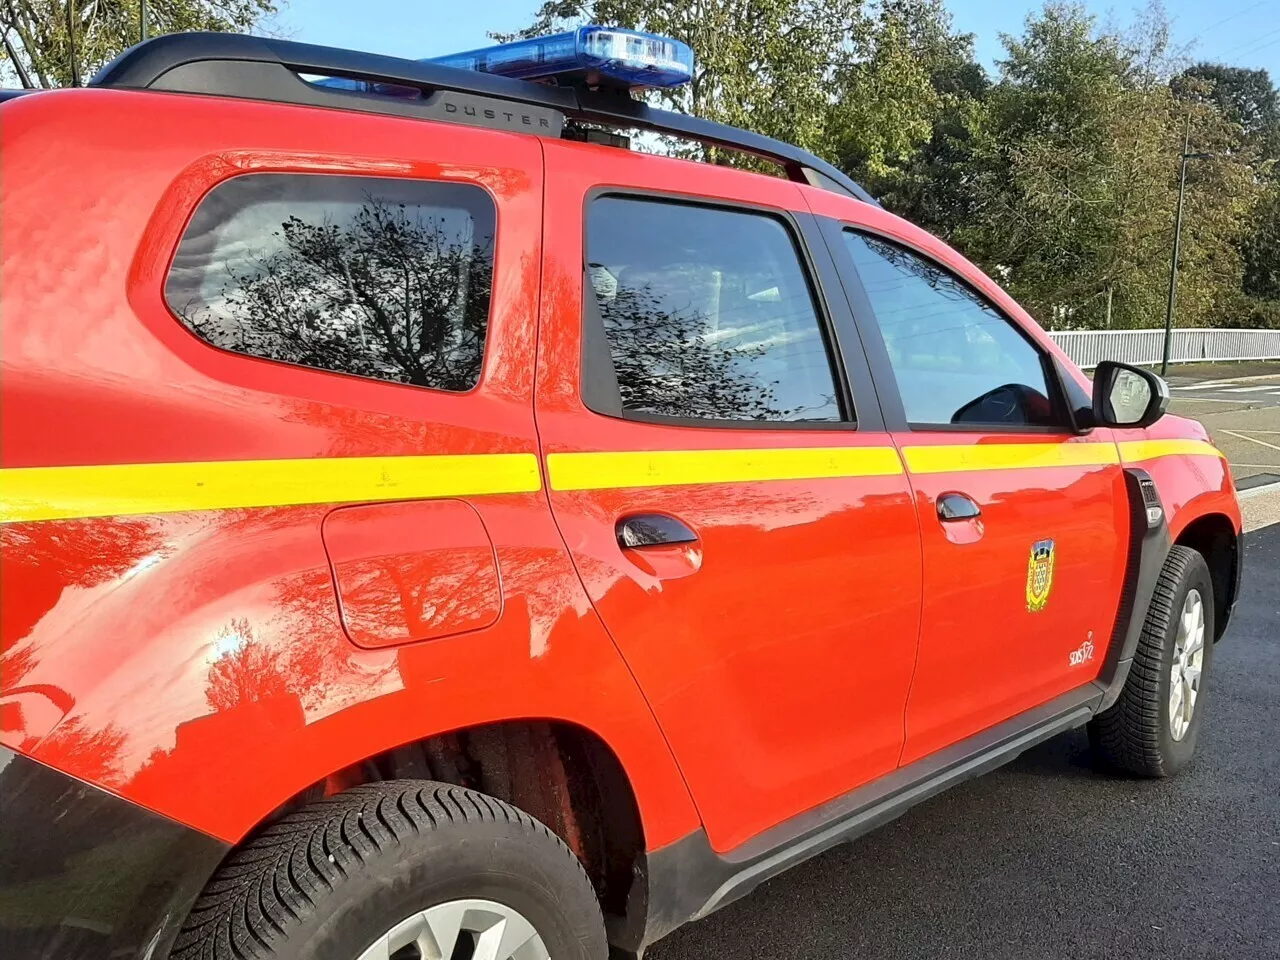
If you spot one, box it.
[166,174,496,391]
[844,231,1062,429]
[585,197,843,423]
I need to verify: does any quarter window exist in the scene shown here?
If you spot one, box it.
[843,231,1062,429]
[166,174,496,392]
[585,197,844,423]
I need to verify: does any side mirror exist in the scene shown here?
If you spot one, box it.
[1092,361,1169,428]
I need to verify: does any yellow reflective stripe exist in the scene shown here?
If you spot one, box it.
[1117,439,1225,463]
[546,446,904,492]
[901,441,1120,474]
[4,439,1224,523]
[0,453,542,524]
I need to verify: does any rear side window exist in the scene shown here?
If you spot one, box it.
[585,196,844,423]
[166,174,495,391]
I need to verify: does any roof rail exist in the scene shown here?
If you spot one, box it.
[92,32,878,206]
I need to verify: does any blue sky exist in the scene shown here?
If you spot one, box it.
[280,0,1280,78]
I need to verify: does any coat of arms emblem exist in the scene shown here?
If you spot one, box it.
[1026,539,1056,612]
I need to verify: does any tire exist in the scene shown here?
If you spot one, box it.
[1089,544,1215,777]
[171,780,607,960]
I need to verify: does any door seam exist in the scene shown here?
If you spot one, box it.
[526,139,705,831]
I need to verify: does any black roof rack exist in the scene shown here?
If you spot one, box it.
[91,32,878,206]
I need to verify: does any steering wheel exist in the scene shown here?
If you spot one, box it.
[952,383,1037,425]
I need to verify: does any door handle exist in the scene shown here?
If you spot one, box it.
[936,492,982,521]
[616,513,698,549]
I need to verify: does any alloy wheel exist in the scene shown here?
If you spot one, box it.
[1168,588,1206,742]
[356,898,550,960]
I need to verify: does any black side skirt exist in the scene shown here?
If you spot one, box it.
[639,683,1103,950]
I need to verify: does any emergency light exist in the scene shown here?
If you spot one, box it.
[431,27,694,90]
[314,26,693,97]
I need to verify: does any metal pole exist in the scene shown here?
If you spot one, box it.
[1161,116,1192,377]
[141,0,149,41]
[3,32,35,88]
[66,0,79,86]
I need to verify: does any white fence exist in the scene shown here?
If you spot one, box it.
[1048,328,1280,369]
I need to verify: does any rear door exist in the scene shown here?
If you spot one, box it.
[804,189,1130,765]
[534,141,924,853]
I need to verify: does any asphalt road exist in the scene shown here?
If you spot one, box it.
[1164,364,1280,486]
[649,523,1280,960]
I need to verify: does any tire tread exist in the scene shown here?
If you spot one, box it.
[1091,544,1206,776]
[170,780,600,960]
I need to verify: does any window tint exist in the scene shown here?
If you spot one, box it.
[586,197,843,423]
[167,174,495,391]
[843,231,1061,428]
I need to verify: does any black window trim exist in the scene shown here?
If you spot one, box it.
[579,187,863,433]
[162,170,500,398]
[823,217,1076,436]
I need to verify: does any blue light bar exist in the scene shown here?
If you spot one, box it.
[430,26,694,90]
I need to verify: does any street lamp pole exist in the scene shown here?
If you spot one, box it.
[66,0,78,86]
[1161,117,1212,377]
[141,0,149,41]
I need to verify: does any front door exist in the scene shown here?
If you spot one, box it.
[535,142,924,853]
[825,218,1130,765]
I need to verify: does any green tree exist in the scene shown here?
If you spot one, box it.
[0,0,276,88]
[501,0,867,161]
[1171,64,1279,329]
[490,0,585,42]
[835,0,988,228]
[1174,63,1280,164]
[939,2,1263,331]
[1243,186,1280,302]
[830,0,954,182]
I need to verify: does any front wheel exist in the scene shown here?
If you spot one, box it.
[172,781,608,960]
[1089,544,1214,777]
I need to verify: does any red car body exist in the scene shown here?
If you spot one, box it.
[0,68,1242,960]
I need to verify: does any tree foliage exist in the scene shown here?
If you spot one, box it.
[956,3,1270,330]
[0,0,275,87]
[181,198,493,391]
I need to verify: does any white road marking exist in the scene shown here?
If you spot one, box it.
[1169,396,1259,403]
[1205,373,1280,384]
[1221,430,1280,454]
[1171,373,1280,389]
[1239,480,1280,501]
[1221,386,1280,393]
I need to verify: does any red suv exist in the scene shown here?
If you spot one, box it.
[0,28,1243,960]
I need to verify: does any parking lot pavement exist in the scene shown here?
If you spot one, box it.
[649,520,1280,960]
[1163,363,1280,486]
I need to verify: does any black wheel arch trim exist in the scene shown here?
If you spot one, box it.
[1092,467,1173,712]
[1092,468,1242,712]
[0,746,230,960]
[1225,518,1245,632]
